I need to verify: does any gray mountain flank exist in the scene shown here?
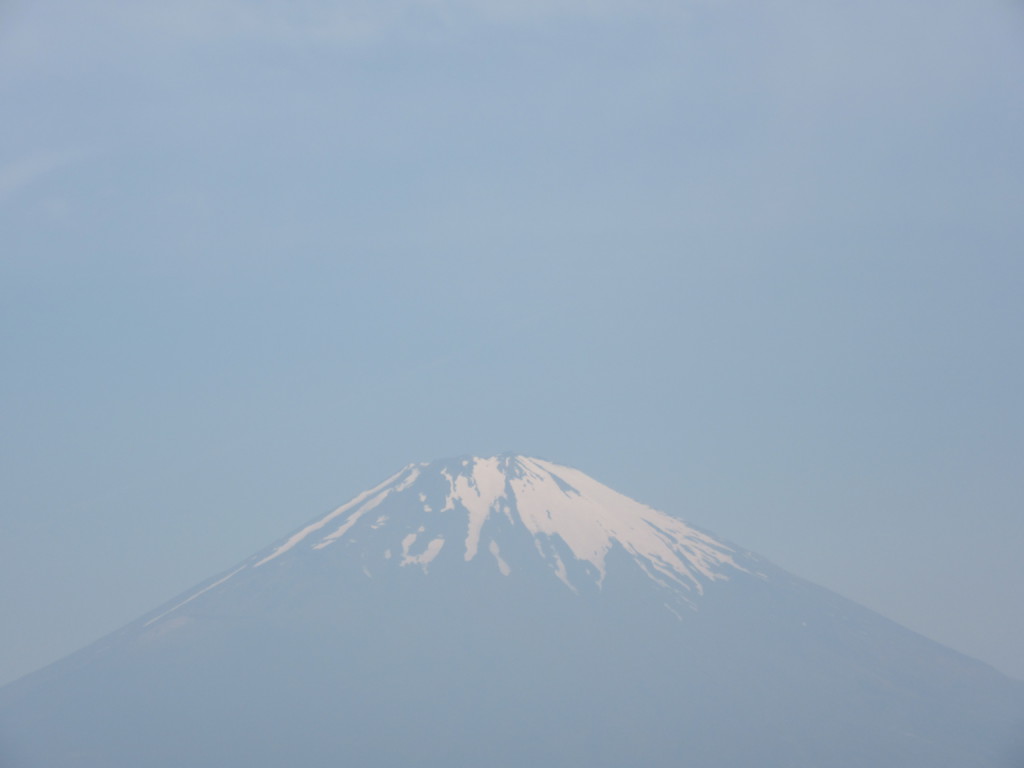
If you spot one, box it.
[2,455,1022,768]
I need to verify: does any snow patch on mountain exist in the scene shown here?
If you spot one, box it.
[313,489,390,551]
[143,565,247,627]
[489,540,511,576]
[452,456,507,561]
[401,529,445,569]
[255,466,408,566]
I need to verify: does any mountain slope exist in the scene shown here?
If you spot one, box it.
[2,455,1022,768]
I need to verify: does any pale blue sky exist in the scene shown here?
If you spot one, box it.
[2,0,1023,685]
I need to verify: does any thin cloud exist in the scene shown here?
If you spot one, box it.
[0,151,74,205]
[87,0,690,47]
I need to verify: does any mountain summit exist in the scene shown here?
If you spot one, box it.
[187,455,746,610]
[2,456,1022,768]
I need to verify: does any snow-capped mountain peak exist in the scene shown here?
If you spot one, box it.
[249,455,744,592]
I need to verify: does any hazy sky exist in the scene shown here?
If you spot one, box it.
[2,0,1023,686]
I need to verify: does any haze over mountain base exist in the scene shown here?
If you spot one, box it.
[2,456,1022,767]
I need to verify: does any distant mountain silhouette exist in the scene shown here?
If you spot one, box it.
[2,456,1022,767]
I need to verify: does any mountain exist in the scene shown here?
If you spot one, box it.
[2,455,1022,768]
